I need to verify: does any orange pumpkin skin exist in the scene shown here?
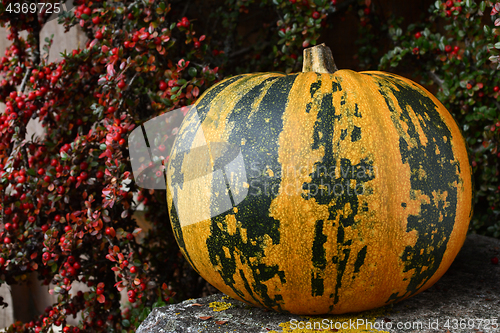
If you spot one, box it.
[166,45,473,314]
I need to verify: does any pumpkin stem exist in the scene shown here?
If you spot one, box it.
[302,43,338,74]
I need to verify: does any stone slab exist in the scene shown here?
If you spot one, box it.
[137,234,499,333]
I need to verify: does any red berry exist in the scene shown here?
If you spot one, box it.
[42,252,50,261]
[364,7,370,15]
[73,262,81,270]
[414,32,422,39]
[193,41,201,49]
[494,86,499,92]
[3,237,11,244]
[41,224,49,233]
[312,11,320,19]
[492,257,499,264]
[129,266,137,274]
[159,80,168,91]
[96,171,104,178]
[445,45,452,53]
[80,161,88,170]
[445,0,453,7]
[95,30,103,39]
[181,17,190,28]
[117,80,126,89]
[61,143,71,153]
[127,290,136,298]
[0,257,5,266]
[67,266,76,276]
[83,7,91,15]
[413,47,419,55]
[92,16,100,24]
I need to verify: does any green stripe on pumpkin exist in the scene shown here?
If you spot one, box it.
[366,73,459,303]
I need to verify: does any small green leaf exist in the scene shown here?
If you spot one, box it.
[479,1,486,12]
[484,25,491,35]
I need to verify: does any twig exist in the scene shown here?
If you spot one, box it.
[495,101,500,112]
[427,70,445,90]
[230,43,265,58]
[20,145,39,210]
[180,0,191,18]
[117,72,139,111]
[19,68,32,94]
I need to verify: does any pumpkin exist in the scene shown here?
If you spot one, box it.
[166,44,473,315]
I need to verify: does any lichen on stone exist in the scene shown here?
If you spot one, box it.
[209,301,234,312]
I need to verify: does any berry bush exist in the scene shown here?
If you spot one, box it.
[0,0,499,332]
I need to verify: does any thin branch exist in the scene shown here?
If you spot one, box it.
[229,43,269,58]
[117,72,139,111]
[495,101,500,112]
[427,70,445,90]
[180,0,191,18]
[20,145,39,210]
[18,68,32,94]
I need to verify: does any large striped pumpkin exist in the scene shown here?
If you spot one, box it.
[166,44,473,314]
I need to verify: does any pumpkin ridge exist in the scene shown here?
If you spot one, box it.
[368,73,462,303]
[204,74,299,312]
